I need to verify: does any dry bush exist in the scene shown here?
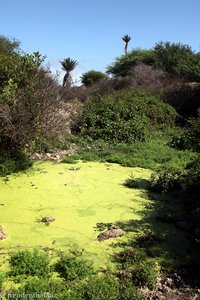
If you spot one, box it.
[0,69,71,151]
[163,82,200,117]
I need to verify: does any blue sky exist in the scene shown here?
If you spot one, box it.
[0,0,200,82]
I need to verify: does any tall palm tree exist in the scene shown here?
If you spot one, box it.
[122,34,131,55]
[60,58,78,88]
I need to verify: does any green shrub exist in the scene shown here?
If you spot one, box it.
[0,272,5,289]
[80,94,147,143]
[61,155,79,164]
[170,112,200,152]
[81,70,108,87]
[79,90,176,143]
[5,277,67,300]
[150,166,184,193]
[54,253,94,281]
[0,137,32,176]
[186,155,200,190]
[131,260,159,289]
[119,279,142,300]
[123,175,149,189]
[9,250,51,278]
[72,275,119,300]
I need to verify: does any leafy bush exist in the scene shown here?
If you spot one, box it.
[79,95,147,143]
[0,136,32,176]
[5,277,67,300]
[9,250,51,278]
[119,279,142,300]
[186,155,200,190]
[0,272,5,289]
[107,49,156,78]
[0,36,68,163]
[150,166,184,194]
[54,253,94,281]
[131,260,159,289]
[107,41,200,82]
[61,155,79,164]
[76,275,119,300]
[123,175,149,189]
[117,249,159,289]
[163,82,200,118]
[81,70,108,87]
[79,90,176,143]
[170,113,200,152]
[154,41,200,82]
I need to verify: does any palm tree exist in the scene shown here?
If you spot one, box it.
[60,58,78,88]
[122,34,131,55]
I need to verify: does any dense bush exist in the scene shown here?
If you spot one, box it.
[61,155,79,164]
[170,112,200,152]
[72,275,119,300]
[131,261,159,289]
[163,82,200,118]
[119,279,142,300]
[9,250,51,278]
[186,155,200,190]
[5,277,67,300]
[150,166,184,194]
[117,249,159,289]
[54,253,94,281]
[0,136,31,176]
[81,70,108,87]
[154,41,200,82]
[0,36,68,161]
[107,49,156,78]
[107,41,200,82]
[78,90,176,143]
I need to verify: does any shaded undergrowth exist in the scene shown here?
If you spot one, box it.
[114,186,200,285]
[75,137,196,170]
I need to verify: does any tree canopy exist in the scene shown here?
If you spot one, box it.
[81,70,108,87]
[107,41,200,82]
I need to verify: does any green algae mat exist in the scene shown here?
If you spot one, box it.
[0,161,152,267]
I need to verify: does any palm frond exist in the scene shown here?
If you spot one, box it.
[60,58,78,72]
[122,34,132,43]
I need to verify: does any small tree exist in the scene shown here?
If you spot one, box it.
[0,35,20,55]
[122,34,131,55]
[60,58,78,88]
[81,70,108,87]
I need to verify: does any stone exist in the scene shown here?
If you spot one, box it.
[97,226,124,241]
[42,216,55,223]
[0,226,7,240]
[145,204,155,210]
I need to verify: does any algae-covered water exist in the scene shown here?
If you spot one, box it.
[0,161,151,267]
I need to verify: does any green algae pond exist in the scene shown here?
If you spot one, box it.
[0,161,153,269]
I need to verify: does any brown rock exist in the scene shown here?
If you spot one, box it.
[97,226,124,241]
[0,226,7,240]
[42,216,55,223]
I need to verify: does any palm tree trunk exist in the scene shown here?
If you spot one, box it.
[124,43,128,55]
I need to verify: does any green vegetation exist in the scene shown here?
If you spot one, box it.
[1,33,200,298]
[77,137,195,169]
[170,111,200,152]
[107,41,200,81]
[81,70,108,87]
[54,252,94,281]
[78,90,176,143]
[9,249,51,278]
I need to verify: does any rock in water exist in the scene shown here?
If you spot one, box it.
[97,226,124,241]
[42,216,56,223]
[0,226,7,240]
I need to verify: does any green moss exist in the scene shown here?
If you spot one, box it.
[0,161,151,268]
